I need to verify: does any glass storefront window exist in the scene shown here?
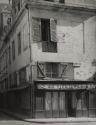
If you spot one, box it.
[45,92,52,111]
[89,92,96,117]
[52,92,59,110]
[35,89,96,118]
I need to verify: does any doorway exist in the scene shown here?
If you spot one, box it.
[66,92,76,117]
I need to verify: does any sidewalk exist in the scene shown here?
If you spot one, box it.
[1,109,96,123]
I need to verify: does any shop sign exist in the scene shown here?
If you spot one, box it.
[37,84,96,90]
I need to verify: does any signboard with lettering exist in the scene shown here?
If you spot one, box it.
[37,84,96,90]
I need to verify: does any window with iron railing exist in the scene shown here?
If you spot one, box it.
[32,17,57,53]
[41,19,57,52]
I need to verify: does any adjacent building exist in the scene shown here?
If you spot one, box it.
[0,0,96,118]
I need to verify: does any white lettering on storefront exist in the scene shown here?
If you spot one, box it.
[37,84,96,90]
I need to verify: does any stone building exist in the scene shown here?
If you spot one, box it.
[0,0,96,118]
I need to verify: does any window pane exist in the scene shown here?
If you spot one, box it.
[18,32,21,55]
[45,92,52,110]
[41,19,50,41]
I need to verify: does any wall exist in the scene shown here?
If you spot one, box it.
[30,7,96,80]
[7,9,30,74]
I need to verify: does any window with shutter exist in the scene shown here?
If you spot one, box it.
[41,18,57,52]
[45,63,58,78]
[32,18,41,42]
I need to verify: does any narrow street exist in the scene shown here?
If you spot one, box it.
[0,112,96,125]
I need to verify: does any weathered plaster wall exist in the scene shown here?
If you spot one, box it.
[30,8,96,80]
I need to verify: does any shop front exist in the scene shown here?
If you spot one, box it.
[35,81,96,118]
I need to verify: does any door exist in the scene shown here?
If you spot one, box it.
[66,92,76,117]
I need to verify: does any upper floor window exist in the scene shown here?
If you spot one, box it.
[9,46,11,64]
[32,18,57,53]
[45,63,58,78]
[23,23,29,51]
[41,19,50,41]
[12,40,15,60]
[37,62,58,78]
[18,32,21,55]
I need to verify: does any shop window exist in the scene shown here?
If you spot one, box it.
[45,63,58,78]
[18,32,21,55]
[19,67,26,84]
[9,74,12,88]
[35,90,45,118]
[13,72,17,87]
[89,92,96,117]
[12,40,15,61]
[36,91,44,111]
[45,92,52,111]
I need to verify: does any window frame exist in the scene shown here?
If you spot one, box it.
[12,40,15,61]
[18,31,22,55]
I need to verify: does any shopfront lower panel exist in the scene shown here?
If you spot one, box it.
[35,90,96,118]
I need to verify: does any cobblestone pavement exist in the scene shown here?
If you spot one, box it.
[0,112,96,125]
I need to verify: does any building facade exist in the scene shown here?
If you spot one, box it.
[0,0,96,118]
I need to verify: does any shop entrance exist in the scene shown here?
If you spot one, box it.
[66,92,76,117]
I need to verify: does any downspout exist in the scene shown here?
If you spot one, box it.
[83,21,85,54]
[26,4,34,118]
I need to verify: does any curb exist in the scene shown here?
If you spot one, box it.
[1,109,96,123]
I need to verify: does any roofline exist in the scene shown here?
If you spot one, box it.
[3,1,96,42]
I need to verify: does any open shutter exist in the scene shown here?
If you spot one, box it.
[50,18,57,42]
[60,64,67,78]
[37,62,45,78]
[32,18,41,42]
[60,63,74,80]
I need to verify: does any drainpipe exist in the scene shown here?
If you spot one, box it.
[26,4,34,118]
[83,21,85,54]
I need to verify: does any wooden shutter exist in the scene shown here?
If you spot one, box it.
[50,18,57,42]
[32,18,41,42]
[60,63,74,80]
[37,62,45,78]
